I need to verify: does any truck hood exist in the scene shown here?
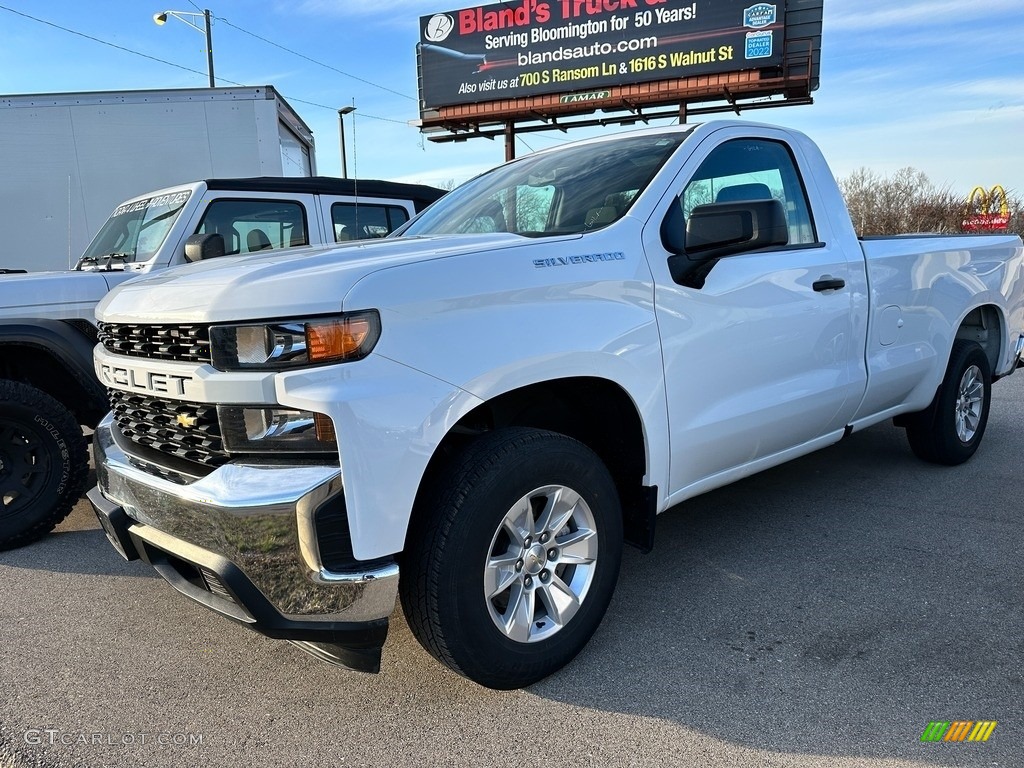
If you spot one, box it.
[96,234,549,323]
[0,270,132,318]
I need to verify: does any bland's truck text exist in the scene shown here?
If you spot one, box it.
[89,122,1024,689]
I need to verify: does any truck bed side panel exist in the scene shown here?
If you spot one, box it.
[854,235,1024,420]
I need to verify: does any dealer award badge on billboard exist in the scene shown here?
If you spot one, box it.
[746,31,774,59]
[744,4,777,28]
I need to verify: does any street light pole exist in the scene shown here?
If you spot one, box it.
[338,106,356,178]
[203,9,215,88]
[154,9,216,87]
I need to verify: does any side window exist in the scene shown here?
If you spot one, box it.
[682,139,817,246]
[332,203,410,241]
[195,199,308,255]
[388,206,410,231]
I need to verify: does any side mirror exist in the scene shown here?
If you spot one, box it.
[686,199,789,258]
[184,233,225,263]
[663,198,789,287]
[660,200,688,255]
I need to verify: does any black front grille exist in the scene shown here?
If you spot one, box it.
[109,389,227,467]
[98,322,211,364]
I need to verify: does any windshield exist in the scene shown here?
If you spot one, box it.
[401,131,690,238]
[79,190,192,267]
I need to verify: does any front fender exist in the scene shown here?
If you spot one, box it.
[339,226,671,528]
[0,318,108,422]
[275,355,484,561]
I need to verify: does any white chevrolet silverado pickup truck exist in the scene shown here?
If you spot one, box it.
[88,121,1024,689]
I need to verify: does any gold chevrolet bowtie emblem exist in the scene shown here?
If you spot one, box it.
[176,412,199,429]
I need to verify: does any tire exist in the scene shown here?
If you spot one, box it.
[401,427,623,689]
[0,379,88,550]
[904,340,992,466]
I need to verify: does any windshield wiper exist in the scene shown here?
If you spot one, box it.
[75,252,133,271]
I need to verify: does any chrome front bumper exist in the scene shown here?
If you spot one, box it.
[89,414,399,671]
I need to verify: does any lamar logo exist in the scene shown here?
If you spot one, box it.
[920,721,997,742]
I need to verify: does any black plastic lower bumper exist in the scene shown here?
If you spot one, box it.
[87,485,389,673]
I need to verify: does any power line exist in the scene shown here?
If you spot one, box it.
[0,4,217,83]
[279,95,409,125]
[0,5,585,139]
[0,4,415,126]
[215,16,416,101]
[528,132,572,144]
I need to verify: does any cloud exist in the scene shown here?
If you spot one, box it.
[828,0,1022,32]
[293,0,429,20]
[953,77,1024,102]
[790,101,1024,192]
[390,162,494,188]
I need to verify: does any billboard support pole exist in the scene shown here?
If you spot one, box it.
[504,122,515,162]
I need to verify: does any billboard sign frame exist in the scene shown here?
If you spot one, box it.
[418,0,786,111]
[414,0,822,157]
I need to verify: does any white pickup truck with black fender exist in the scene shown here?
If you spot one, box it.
[88,121,1024,689]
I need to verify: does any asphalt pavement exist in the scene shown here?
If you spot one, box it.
[1,374,1021,768]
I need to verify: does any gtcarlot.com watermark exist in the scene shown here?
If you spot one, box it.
[24,729,203,747]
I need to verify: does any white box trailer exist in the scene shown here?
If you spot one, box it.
[0,85,316,272]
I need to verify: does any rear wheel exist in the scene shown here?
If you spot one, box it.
[904,340,992,465]
[0,379,88,549]
[401,428,623,689]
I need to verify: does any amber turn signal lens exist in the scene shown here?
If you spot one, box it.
[314,412,337,444]
[306,313,378,363]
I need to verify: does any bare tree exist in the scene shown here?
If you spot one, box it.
[840,167,959,235]
[1008,199,1024,238]
[991,186,1024,238]
[839,168,1023,238]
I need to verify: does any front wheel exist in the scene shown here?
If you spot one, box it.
[0,379,89,549]
[400,428,623,689]
[904,340,992,465]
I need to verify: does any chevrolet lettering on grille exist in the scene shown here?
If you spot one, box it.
[99,363,193,397]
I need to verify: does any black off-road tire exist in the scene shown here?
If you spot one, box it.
[400,427,623,689]
[904,340,992,466]
[0,379,88,549]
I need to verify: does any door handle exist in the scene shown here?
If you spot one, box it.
[813,276,845,292]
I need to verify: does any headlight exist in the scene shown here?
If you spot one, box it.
[210,311,380,371]
[218,406,337,454]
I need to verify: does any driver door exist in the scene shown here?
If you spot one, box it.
[648,131,865,498]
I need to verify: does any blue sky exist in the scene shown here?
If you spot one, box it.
[1,1,1021,196]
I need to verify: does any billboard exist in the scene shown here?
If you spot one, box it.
[418,0,786,111]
